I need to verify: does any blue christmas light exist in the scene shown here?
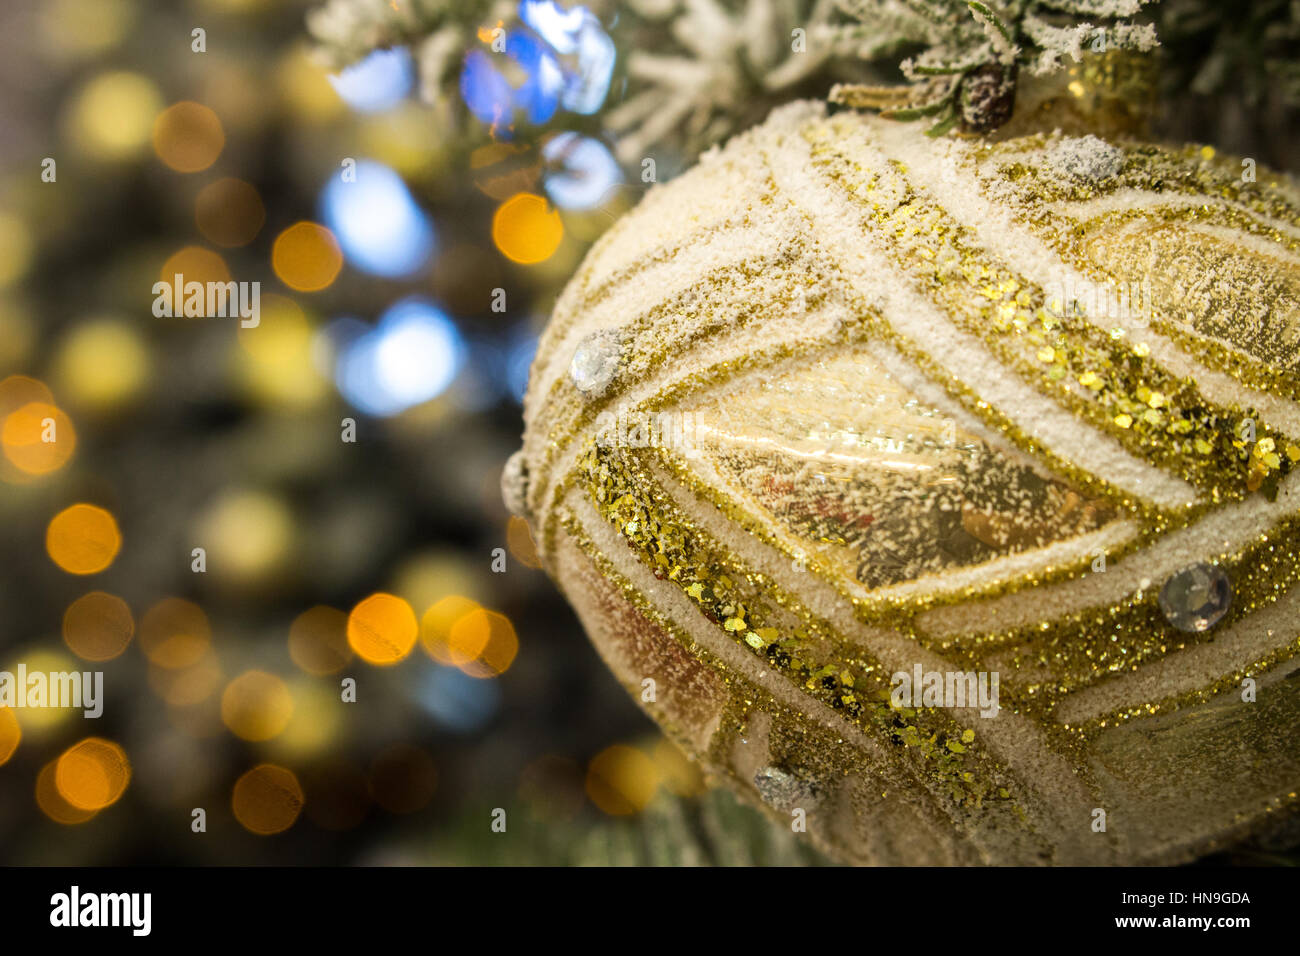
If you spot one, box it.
[320,161,435,278]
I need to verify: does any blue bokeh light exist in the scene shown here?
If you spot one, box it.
[415,664,500,734]
[542,133,622,210]
[328,47,414,113]
[320,161,435,277]
[333,298,465,417]
[459,31,564,131]
[519,0,615,114]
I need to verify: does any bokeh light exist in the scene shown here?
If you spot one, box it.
[139,598,210,670]
[236,294,328,408]
[196,178,266,247]
[320,160,435,277]
[0,214,34,290]
[347,593,418,666]
[272,222,344,292]
[460,34,563,129]
[55,737,131,811]
[152,102,226,173]
[52,318,150,411]
[194,490,293,583]
[328,48,413,113]
[159,245,231,289]
[63,71,162,161]
[333,298,465,417]
[221,670,294,741]
[232,764,304,834]
[585,744,660,816]
[36,760,97,825]
[446,608,519,678]
[506,515,542,569]
[2,401,76,475]
[420,594,483,664]
[288,605,352,676]
[492,192,564,264]
[62,591,134,661]
[46,504,121,575]
[0,708,19,766]
[415,664,500,733]
[542,132,622,210]
[519,1,616,115]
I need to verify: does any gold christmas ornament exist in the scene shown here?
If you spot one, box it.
[510,93,1300,864]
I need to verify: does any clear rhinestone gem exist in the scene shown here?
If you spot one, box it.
[568,330,620,396]
[753,766,817,811]
[1158,563,1232,633]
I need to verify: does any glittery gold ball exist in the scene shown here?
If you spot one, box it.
[514,101,1300,864]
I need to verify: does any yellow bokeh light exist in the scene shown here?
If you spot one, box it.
[586,744,660,816]
[196,177,265,247]
[64,71,163,161]
[5,650,79,733]
[195,490,293,582]
[272,222,343,292]
[235,294,327,408]
[271,680,340,757]
[348,593,418,666]
[288,605,352,676]
[0,707,19,765]
[152,101,225,173]
[653,738,706,797]
[62,591,134,661]
[221,670,294,742]
[36,760,97,824]
[0,214,34,290]
[139,597,210,669]
[492,193,564,264]
[39,0,137,59]
[46,504,121,575]
[53,318,150,411]
[275,47,344,123]
[55,737,131,811]
[232,764,304,835]
[447,608,518,678]
[2,402,76,475]
[391,552,484,619]
[159,245,231,289]
[419,594,481,664]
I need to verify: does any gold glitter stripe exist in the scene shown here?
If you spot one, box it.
[951,514,1300,726]
[556,504,1011,839]
[579,438,1017,808]
[805,116,1296,502]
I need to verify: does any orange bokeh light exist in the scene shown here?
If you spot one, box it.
[348,593,418,666]
[152,101,225,173]
[272,222,343,292]
[492,192,563,264]
[55,737,131,811]
[62,591,134,661]
[46,503,121,575]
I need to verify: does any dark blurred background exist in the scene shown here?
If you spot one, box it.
[0,0,1294,866]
